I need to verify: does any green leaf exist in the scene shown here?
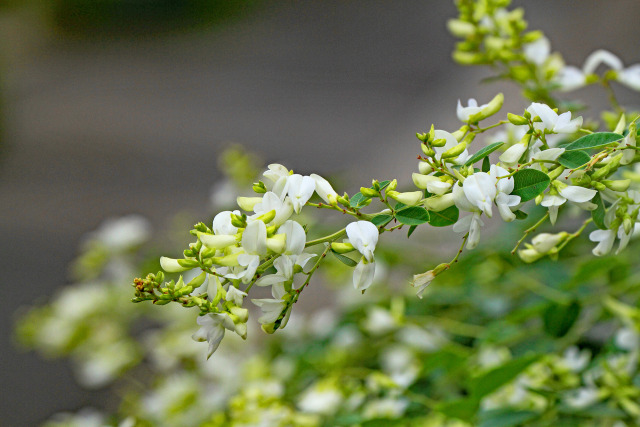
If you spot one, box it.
[563,132,623,151]
[395,206,430,225]
[394,202,406,210]
[428,205,459,227]
[469,354,540,399]
[591,192,606,230]
[376,180,392,191]
[435,398,479,423]
[464,142,505,166]
[407,225,418,238]
[558,150,591,169]
[371,214,393,228]
[513,210,528,220]
[511,169,550,202]
[349,192,368,208]
[330,251,357,267]
[482,156,491,172]
[543,300,581,337]
[478,408,540,427]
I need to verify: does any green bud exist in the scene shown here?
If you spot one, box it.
[262,323,277,334]
[237,196,262,212]
[614,113,626,134]
[534,194,544,205]
[177,258,199,268]
[603,179,631,192]
[387,179,398,191]
[229,306,249,323]
[421,144,436,157]
[447,19,476,37]
[193,222,210,233]
[451,125,469,142]
[337,194,350,206]
[183,249,195,258]
[252,181,267,194]
[254,209,276,224]
[230,213,246,228]
[187,271,207,289]
[521,30,543,43]
[416,132,428,142]
[508,113,529,126]
[211,252,241,267]
[372,179,380,191]
[433,263,449,276]
[202,258,214,268]
[156,271,165,283]
[360,187,379,197]
[430,138,447,148]
[331,242,355,253]
[441,141,467,159]
[592,182,606,192]
[468,93,504,123]
[624,217,633,235]
[200,247,216,258]
[452,50,485,65]
[547,166,565,181]
[177,285,194,297]
[153,299,171,305]
[386,190,423,206]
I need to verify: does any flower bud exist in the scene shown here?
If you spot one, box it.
[266,234,286,253]
[447,19,476,37]
[423,194,455,211]
[508,113,529,126]
[229,306,249,323]
[198,232,239,250]
[230,213,246,228]
[532,232,567,254]
[177,258,199,268]
[187,271,207,288]
[603,179,631,192]
[416,132,428,142]
[430,138,448,148]
[468,93,504,123]
[331,242,355,253]
[252,181,267,194]
[518,247,543,263]
[360,187,379,197]
[418,161,433,174]
[254,209,277,224]
[441,141,468,159]
[451,125,469,142]
[211,252,241,267]
[386,190,423,206]
[237,196,262,212]
[386,179,398,191]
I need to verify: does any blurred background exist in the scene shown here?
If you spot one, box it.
[0,0,638,425]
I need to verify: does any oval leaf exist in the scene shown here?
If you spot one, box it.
[591,192,606,230]
[564,132,623,152]
[543,300,581,338]
[395,206,430,225]
[428,205,460,227]
[558,150,591,169]
[464,142,505,166]
[330,251,358,267]
[349,192,369,208]
[511,169,550,202]
[371,214,393,228]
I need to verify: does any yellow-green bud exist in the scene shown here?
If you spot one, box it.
[337,194,350,206]
[254,209,276,224]
[230,213,246,228]
[447,19,476,37]
[423,194,455,212]
[603,179,631,192]
[534,194,544,205]
[331,242,355,253]
[441,141,467,159]
[452,50,485,65]
[421,144,436,157]
[266,234,287,253]
[211,252,241,267]
[252,181,267,194]
[386,190,423,206]
[387,179,398,191]
[187,272,207,288]
[547,166,565,181]
[468,93,504,123]
[430,138,447,148]
[416,132,429,142]
[508,113,529,126]
[360,187,379,197]
[451,125,470,142]
[237,196,262,212]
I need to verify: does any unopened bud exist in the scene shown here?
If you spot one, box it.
[508,113,529,126]
[230,213,246,228]
[468,93,504,123]
[447,19,476,37]
[237,196,262,212]
[331,242,355,253]
[252,181,267,194]
[386,190,423,206]
[430,138,447,148]
[360,187,379,197]
[387,179,398,191]
[441,141,467,159]
[603,179,631,192]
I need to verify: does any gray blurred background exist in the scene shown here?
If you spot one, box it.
[1,1,638,425]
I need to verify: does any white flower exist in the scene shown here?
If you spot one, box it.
[527,102,583,134]
[298,384,342,415]
[159,256,193,273]
[583,49,623,74]
[286,174,315,213]
[523,36,550,66]
[353,259,376,291]
[554,66,586,91]
[617,64,640,91]
[491,165,520,222]
[263,163,290,198]
[565,387,599,409]
[412,173,451,195]
[212,210,240,235]
[499,142,528,167]
[224,220,267,283]
[412,270,435,299]
[462,172,497,217]
[253,192,293,226]
[542,185,596,224]
[457,98,488,122]
[433,129,469,164]
[192,314,232,359]
[589,229,616,256]
[563,347,590,372]
[252,298,286,324]
[226,285,247,306]
[90,215,151,251]
[615,327,640,351]
[531,232,566,253]
[346,221,379,262]
[453,211,484,250]
[310,174,338,205]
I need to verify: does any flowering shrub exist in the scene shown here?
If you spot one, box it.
[15,0,640,425]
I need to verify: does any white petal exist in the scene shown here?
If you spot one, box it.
[555,66,586,91]
[559,186,597,203]
[353,259,376,291]
[346,221,379,262]
[278,220,307,255]
[617,64,640,91]
[242,220,267,256]
[583,49,623,74]
[310,174,338,204]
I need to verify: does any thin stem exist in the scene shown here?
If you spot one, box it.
[305,228,347,248]
[556,218,593,252]
[512,211,550,254]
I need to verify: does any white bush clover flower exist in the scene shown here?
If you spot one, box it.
[224,220,268,284]
[541,183,597,225]
[523,35,550,66]
[346,221,379,290]
[457,98,488,123]
[462,172,497,218]
[192,313,231,359]
[527,102,583,134]
[310,173,339,205]
[433,129,469,164]
[252,192,294,227]
[491,165,520,222]
[286,174,315,213]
